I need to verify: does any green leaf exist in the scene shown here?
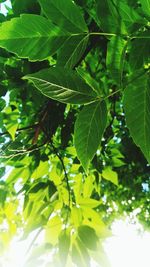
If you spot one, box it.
[31,161,49,179]
[78,225,98,250]
[3,106,19,141]
[96,0,144,34]
[59,230,70,266]
[45,215,62,245]
[115,1,145,32]
[6,167,30,184]
[24,67,97,104]
[139,0,150,18]
[12,0,39,15]
[0,98,6,111]
[96,0,126,34]
[102,167,118,185]
[72,238,90,267]
[71,207,82,228]
[38,0,88,33]
[77,67,102,96]
[129,31,150,70]
[78,198,100,208]
[123,73,150,164]
[74,101,107,171]
[106,36,127,84]
[83,175,95,198]
[57,34,88,69]
[0,14,70,61]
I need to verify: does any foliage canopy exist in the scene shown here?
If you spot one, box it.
[0,0,150,266]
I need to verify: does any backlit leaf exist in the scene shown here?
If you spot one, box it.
[78,198,100,208]
[3,106,19,140]
[102,167,118,185]
[78,225,98,250]
[72,238,90,267]
[45,215,62,245]
[59,230,70,266]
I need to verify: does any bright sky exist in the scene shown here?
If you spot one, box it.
[0,0,11,15]
[0,220,150,267]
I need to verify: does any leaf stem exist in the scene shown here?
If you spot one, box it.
[104,89,122,100]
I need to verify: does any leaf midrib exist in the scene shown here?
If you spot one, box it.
[28,76,96,98]
[85,102,100,160]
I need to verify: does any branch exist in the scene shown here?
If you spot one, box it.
[50,141,71,207]
[0,141,47,159]
[0,123,38,137]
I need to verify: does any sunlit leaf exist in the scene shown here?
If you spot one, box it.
[78,198,101,208]
[102,167,118,185]
[83,175,95,198]
[31,161,49,179]
[3,106,19,140]
[45,215,62,245]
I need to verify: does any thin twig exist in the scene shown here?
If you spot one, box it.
[50,142,71,207]
[0,141,47,159]
[0,123,38,137]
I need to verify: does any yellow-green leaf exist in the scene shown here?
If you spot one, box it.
[102,167,118,185]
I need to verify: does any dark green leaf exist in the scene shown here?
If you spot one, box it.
[96,0,126,34]
[115,1,145,32]
[12,0,40,15]
[57,34,88,69]
[129,31,150,70]
[0,14,70,61]
[24,67,97,104]
[106,36,127,84]
[139,0,150,18]
[0,98,6,111]
[38,0,88,33]
[74,101,107,171]
[123,73,150,164]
